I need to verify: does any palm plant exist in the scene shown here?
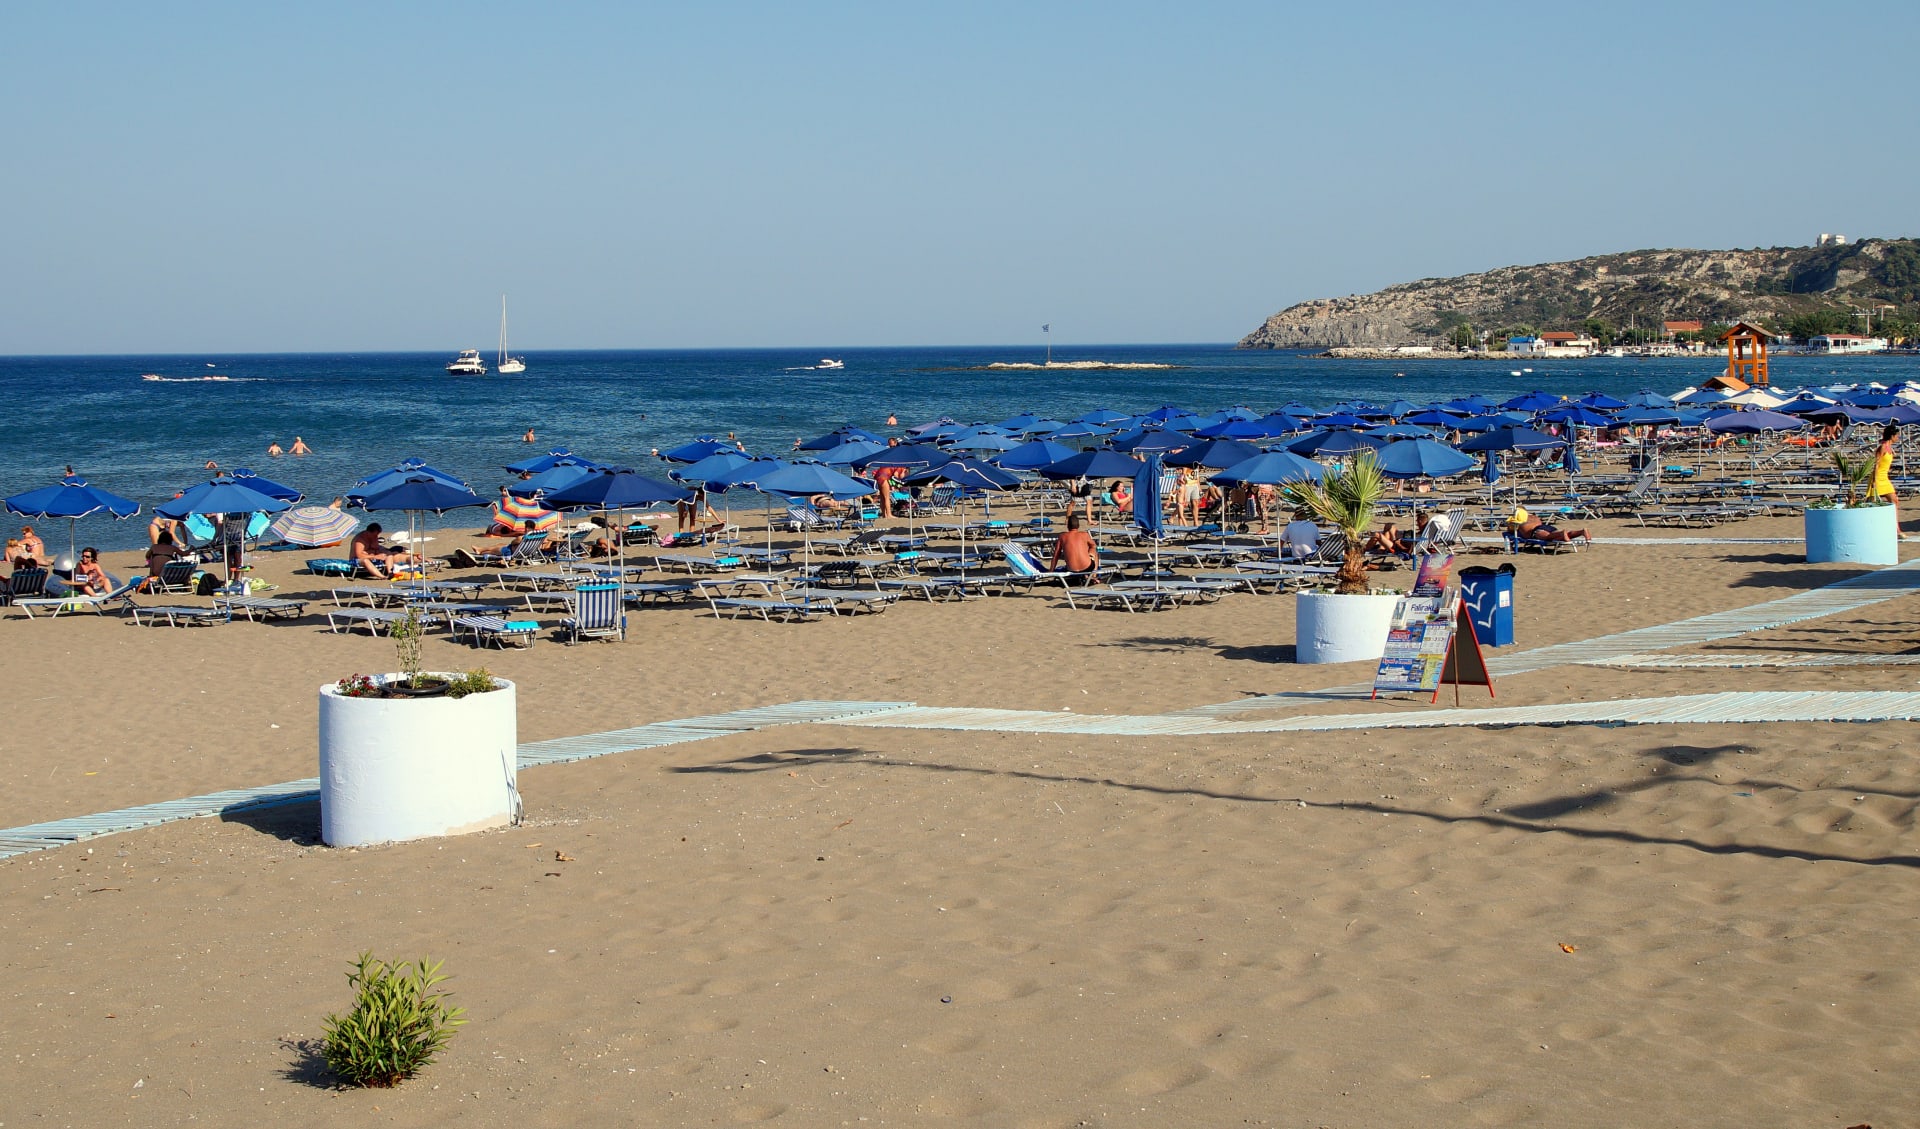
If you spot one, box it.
[1831,450,1873,508]
[1283,451,1387,594]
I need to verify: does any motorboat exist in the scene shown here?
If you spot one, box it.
[496,296,527,374]
[816,358,845,369]
[447,348,488,376]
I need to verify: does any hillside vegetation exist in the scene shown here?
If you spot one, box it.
[1239,239,1920,349]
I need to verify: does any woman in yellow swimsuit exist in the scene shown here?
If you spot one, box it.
[1873,424,1899,525]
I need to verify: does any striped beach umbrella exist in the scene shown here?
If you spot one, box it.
[491,491,562,534]
[266,504,361,547]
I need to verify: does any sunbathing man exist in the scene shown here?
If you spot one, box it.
[1048,513,1100,577]
[1508,507,1589,545]
[350,524,413,579]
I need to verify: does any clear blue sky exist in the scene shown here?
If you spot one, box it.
[4,1,1915,354]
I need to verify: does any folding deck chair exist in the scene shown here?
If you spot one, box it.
[560,583,626,643]
[453,614,542,648]
[998,542,1090,603]
[0,567,49,606]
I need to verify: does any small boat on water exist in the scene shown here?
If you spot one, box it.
[496,296,526,374]
[816,358,845,370]
[447,348,488,376]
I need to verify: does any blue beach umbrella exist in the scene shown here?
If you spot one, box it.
[1703,409,1808,434]
[1207,450,1324,487]
[5,474,142,566]
[818,440,888,466]
[993,439,1078,472]
[905,457,1021,561]
[1046,420,1113,441]
[1501,391,1563,412]
[1613,406,1682,426]
[750,462,875,500]
[1537,405,1614,428]
[853,442,950,471]
[507,462,596,499]
[1037,449,1145,482]
[669,451,758,491]
[1311,412,1372,429]
[1108,427,1187,455]
[1623,390,1676,407]
[1162,438,1262,469]
[505,448,604,475]
[799,426,883,452]
[1134,453,1167,583]
[348,458,468,505]
[1362,424,1434,440]
[1374,439,1476,480]
[545,467,691,580]
[1458,427,1564,453]
[1075,408,1131,426]
[360,475,489,574]
[657,438,741,464]
[946,429,1022,452]
[1401,409,1463,428]
[227,467,304,503]
[1576,392,1630,410]
[1287,430,1385,457]
[157,476,294,583]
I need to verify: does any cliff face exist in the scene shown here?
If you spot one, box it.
[1238,239,1920,348]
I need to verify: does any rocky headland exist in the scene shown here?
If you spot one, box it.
[1239,239,1920,349]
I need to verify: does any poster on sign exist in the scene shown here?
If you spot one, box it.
[1371,593,1455,697]
[1412,552,1454,596]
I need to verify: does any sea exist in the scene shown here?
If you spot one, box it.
[2,344,1913,551]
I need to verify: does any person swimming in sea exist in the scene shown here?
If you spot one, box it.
[290,436,311,455]
[267,441,284,457]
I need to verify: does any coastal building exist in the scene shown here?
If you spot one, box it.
[1662,319,1703,339]
[1817,233,1849,247]
[1539,331,1597,357]
[1506,335,1546,355]
[1807,334,1889,355]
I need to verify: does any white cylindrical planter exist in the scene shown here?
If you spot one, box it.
[1294,591,1401,664]
[1804,504,1898,566]
[318,675,518,848]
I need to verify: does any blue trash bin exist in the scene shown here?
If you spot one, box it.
[1458,564,1515,647]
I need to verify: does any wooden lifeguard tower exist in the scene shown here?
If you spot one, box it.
[1721,321,1772,387]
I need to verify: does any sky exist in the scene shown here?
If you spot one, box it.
[3,1,1916,354]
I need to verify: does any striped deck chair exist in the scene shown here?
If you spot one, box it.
[560,583,625,644]
[999,542,1087,604]
[147,558,199,594]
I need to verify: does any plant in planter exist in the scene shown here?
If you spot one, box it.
[318,611,519,846]
[1284,451,1388,594]
[1804,451,1898,565]
[1282,451,1401,663]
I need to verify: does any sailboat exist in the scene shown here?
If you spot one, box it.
[496,295,527,374]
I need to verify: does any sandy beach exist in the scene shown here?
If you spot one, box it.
[4,514,1917,1126]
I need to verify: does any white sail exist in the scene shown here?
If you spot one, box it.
[497,295,527,374]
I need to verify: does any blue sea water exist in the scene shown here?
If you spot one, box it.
[1,344,1913,551]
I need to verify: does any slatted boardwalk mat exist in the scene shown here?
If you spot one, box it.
[515,701,915,766]
[841,691,1920,737]
[1587,652,1920,670]
[0,700,916,861]
[1179,558,1920,719]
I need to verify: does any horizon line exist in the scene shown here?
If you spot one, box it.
[0,341,1242,361]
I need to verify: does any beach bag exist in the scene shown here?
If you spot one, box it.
[195,572,220,596]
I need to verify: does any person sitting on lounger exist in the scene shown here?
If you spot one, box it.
[1109,479,1133,517]
[140,531,187,590]
[351,524,413,579]
[1506,506,1589,545]
[73,547,111,595]
[17,526,45,566]
[1049,512,1100,576]
[1365,522,1411,554]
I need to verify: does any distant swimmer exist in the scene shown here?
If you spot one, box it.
[523,428,536,443]
[290,436,311,455]
[267,442,284,457]
[204,460,219,470]
[886,413,897,427]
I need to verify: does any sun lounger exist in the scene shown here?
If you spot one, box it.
[12,577,141,618]
[656,552,747,574]
[874,575,981,600]
[1192,570,1293,594]
[623,580,699,606]
[495,569,573,592]
[1108,579,1236,603]
[700,592,831,622]
[325,607,409,635]
[412,601,496,629]
[330,585,422,607]
[213,594,311,621]
[128,602,233,627]
[781,587,899,614]
[454,615,542,648]
[1069,586,1178,612]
